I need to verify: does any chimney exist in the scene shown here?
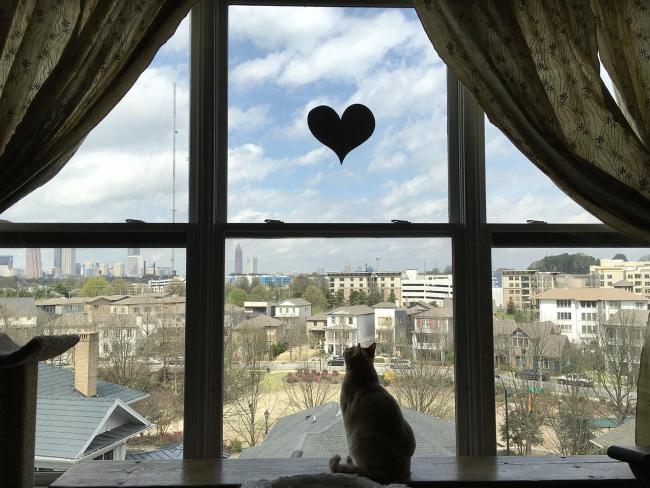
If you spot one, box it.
[74,331,98,397]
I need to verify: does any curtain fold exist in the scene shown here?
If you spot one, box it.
[0,0,194,213]
[415,0,650,240]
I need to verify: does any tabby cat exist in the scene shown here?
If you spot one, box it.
[329,343,416,482]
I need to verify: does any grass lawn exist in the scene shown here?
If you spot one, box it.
[495,311,515,320]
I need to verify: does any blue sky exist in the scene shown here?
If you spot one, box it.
[0,7,645,274]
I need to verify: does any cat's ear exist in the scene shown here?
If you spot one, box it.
[366,342,377,358]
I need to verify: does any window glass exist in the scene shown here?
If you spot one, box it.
[222,238,455,458]
[492,247,649,455]
[227,7,447,223]
[0,16,190,223]
[0,247,186,470]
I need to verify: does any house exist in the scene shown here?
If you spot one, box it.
[535,288,649,343]
[590,418,636,452]
[324,305,375,356]
[305,312,326,346]
[233,315,286,345]
[243,301,275,318]
[35,332,149,471]
[493,320,567,372]
[601,310,649,368]
[411,299,454,362]
[239,402,455,459]
[372,301,407,355]
[274,298,311,320]
[0,296,38,328]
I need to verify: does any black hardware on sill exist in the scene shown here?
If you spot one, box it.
[391,219,411,224]
[526,219,547,224]
[264,219,284,224]
[125,219,146,224]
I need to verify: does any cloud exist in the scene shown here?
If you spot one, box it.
[229,105,271,132]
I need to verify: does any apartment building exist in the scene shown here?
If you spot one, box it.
[501,269,558,310]
[327,271,402,303]
[590,258,650,299]
[324,305,375,356]
[535,288,649,343]
[400,270,452,307]
[411,298,454,362]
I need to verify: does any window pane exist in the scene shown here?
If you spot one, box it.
[223,238,455,458]
[0,16,190,223]
[0,248,186,472]
[228,7,447,223]
[492,248,649,456]
[485,119,601,224]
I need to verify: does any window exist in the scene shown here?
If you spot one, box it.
[557,312,572,320]
[8,1,649,471]
[556,300,571,308]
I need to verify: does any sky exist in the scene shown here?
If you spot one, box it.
[0,7,645,275]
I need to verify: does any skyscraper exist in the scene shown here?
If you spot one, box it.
[0,255,13,277]
[53,248,62,269]
[246,257,258,274]
[235,244,243,274]
[26,248,42,279]
[62,248,76,275]
[128,248,140,256]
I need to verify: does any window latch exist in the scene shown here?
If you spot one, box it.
[264,219,284,224]
[125,219,146,223]
[391,219,411,224]
[526,219,547,224]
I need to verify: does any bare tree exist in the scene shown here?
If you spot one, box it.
[391,360,454,420]
[545,382,598,455]
[283,365,336,412]
[136,387,183,437]
[594,309,646,425]
[284,318,308,361]
[224,325,269,447]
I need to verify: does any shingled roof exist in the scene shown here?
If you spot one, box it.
[239,402,455,459]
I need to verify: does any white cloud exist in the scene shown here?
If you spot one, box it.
[229,105,270,132]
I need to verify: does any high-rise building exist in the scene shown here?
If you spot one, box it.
[128,248,140,256]
[53,248,62,269]
[127,255,144,277]
[26,248,42,279]
[0,255,13,277]
[246,257,258,274]
[113,263,126,277]
[62,248,76,275]
[235,244,243,274]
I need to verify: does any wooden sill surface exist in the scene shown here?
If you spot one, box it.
[51,456,636,488]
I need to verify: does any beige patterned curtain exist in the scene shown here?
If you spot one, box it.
[415,0,650,241]
[0,0,194,212]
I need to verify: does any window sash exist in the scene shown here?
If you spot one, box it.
[0,0,648,463]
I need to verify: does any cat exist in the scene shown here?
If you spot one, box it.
[329,343,416,482]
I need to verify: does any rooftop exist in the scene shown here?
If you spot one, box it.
[535,288,648,301]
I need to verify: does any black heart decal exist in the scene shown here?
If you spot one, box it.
[307,104,375,164]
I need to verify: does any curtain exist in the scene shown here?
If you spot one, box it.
[415,0,650,241]
[0,0,194,213]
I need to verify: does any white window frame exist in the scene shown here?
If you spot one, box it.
[0,0,646,464]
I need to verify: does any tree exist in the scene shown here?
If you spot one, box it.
[283,366,336,412]
[228,287,248,307]
[79,277,110,297]
[392,361,454,421]
[367,288,382,306]
[545,383,597,455]
[291,275,314,298]
[250,284,271,301]
[110,278,132,295]
[284,319,308,361]
[612,253,628,261]
[136,387,183,437]
[224,325,269,447]
[527,253,597,274]
[388,290,397,304]
[349,290,360,305]
[497,374,545,455]
[303,285,326,313]
[594,309,646,425]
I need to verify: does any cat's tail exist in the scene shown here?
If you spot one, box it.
[329,455,409,483]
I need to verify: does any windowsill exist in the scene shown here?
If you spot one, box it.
[51,456,636,487]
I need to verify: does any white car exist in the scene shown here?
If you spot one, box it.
[556,373,593,387]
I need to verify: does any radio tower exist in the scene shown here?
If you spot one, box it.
[171,82,177,275]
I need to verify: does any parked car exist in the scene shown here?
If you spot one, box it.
[389,358,413,369]
[556,373,593,387]
[327,355,345,366]
[515,369,549,381]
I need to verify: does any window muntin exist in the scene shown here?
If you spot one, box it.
[227,6,448,223]
[0,17,191,224]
